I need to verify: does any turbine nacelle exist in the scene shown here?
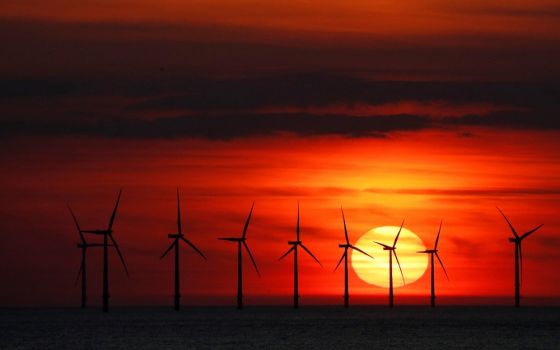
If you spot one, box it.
[373,241,394,250]
[168,233,184,239]
[288,240,302,245]
[338,244,351,248]
[418,249,437,254]
[508,237,520,243]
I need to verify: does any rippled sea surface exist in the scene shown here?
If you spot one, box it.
[1,306,559,349]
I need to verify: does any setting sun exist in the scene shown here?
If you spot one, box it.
[352,226,428,288]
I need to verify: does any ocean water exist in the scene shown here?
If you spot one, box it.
[1,306,558,349]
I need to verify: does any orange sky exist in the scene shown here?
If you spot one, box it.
[1,129,559,306]
[0,1,559,307]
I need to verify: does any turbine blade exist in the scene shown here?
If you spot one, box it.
[349,245,374,260]
[300,244,322,267]
[393,251,405,285]
[242,241,260,277]
[74,260,83,287]
[341,207,349,244]
[393,220,405,248]
[109,234,129,276]
[373,241,391,249]
[176,188,182,235]
[278,246,295,261]
[521,224,544,240]
[160,240,177,259]
[434,220,443,250]
[297,201,300,241]
[435,252,450,281]
[334,251,346,272]
[242,201,255,239]
[108,188,123,231]
[181,237,207,260]
[497,207,519,238]
[68,205,85,244]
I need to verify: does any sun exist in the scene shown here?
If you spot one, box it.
[351,226,428,288]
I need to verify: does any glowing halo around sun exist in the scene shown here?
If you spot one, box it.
[351,226,428,288]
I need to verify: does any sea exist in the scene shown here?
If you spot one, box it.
[1,306,558,349]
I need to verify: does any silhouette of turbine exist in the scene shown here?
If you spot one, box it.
[160,188,207,311]
[218,202,260,309]
[417,221,449,307]
[373,221,405,307]
[80,189,128,312]
[497,207,543,308]
[334,207,374,308]
[279,202,322,309]
[68,205,105,309]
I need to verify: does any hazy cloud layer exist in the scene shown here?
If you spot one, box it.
[2,74,559,139]
[1,18,559,140]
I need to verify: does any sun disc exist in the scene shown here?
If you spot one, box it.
[351,226,428,288]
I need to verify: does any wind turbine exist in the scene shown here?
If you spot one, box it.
[497,207,543,307]
[80,189,128,312]
[68,205,105,309]
[160,188,207,311]
[373,221,406,307]
[334,207,374,308]
[417,221,449,307]
[218,202,260,309]
[279,202,322,309]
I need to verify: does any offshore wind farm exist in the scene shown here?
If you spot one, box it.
[59,190,549,311]
[2,0,560,348]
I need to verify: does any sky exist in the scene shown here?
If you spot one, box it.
[1,1,560,307]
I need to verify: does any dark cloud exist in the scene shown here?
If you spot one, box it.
[449,111,560,129]
[127,77,560,112]
[0,79,79,98]
[1,70,559,139]
[2,18,560,81]
[0,113,427,140]
[3,75,559,110]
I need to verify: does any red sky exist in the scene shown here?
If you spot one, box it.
[0,1,559,307]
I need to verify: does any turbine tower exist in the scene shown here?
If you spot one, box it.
[218,202,260,309]
[334,207,374,308]
[373,221,405,307]
[160,188,207,311]
[417,221,449,307]
[68,206,104,309]
[81,189,128,312]
[279,202,322,309]
[497,207,543,307]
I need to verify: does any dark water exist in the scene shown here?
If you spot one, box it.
[1,306,559,349]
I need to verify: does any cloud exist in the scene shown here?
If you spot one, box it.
[2,69,560,140]
[0,113,428,139]
[124,76,560,112]
[445,3,560,18]
[3,73,559,110]
[3,107,560,140]
[366,188,560,197]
